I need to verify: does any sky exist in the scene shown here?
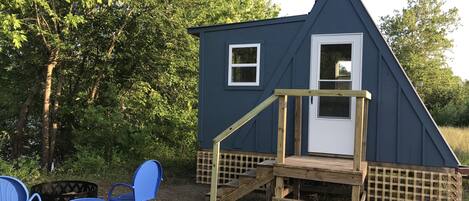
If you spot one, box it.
[271,0,469,80]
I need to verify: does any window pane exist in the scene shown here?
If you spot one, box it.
[318,81,351,118]
[232,67,257,83]
[319,81,351,90]
[320,44,352,80]
[232,47,257,64]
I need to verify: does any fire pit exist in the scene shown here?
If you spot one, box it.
[31,181,98,201]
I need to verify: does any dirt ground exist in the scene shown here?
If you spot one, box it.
[156,180,469,201]
[156,178,265,201]
[102,177,469,201]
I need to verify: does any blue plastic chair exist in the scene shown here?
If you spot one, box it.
[72,160,163,201]
[0,176,42,201]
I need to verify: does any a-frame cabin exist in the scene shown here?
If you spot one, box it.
[188,0,463,200]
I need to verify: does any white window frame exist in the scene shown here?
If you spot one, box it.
[228,43,261,86]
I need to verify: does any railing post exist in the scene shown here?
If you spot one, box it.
[277,95,288,164]
[210,142,220,201]
[294,96,302,156]
[275,95,287,199]
[352,97,365,201]
[362,99,369,158]
[293,96,302,199]
[353,97,365,171]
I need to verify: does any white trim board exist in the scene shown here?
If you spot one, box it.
[227,43,261,86]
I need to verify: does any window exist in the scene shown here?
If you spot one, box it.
[228,44,261,86]
[318,44,353,118]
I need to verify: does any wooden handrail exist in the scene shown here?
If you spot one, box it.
[210,94,278,201]
[210,89,371,201]
[212,95,279,143]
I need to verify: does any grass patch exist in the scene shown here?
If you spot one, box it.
[440,127,469,165]
[440,126,469,200]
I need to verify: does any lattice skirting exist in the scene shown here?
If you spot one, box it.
[197,150,463,200]
[367,164,463,201]
[196,150,275,184]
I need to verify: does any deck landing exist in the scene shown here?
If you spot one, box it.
[274,156,367,186]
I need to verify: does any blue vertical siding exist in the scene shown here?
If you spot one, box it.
[189,0,460,168]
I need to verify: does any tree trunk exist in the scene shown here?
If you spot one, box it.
[41,49,59,168]
[88,75,101,103]
[49,70,63,169]
[12,80,40,158]
[88,9,134,103]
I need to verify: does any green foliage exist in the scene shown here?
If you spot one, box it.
[433,102,469,126]
[433,83,469,126]
[0,131,9,156]
[0,156,42,185]
[60,146,111,176]
[380,0,463,113]
[1,0,279,177]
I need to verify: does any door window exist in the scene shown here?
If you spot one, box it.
[318,44,352,118]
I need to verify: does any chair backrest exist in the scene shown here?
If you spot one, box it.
[132,160,163,201]
[0,176,29,201]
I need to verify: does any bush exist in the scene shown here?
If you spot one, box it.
[59,146,108,176]
[0,156,42,185]
[433,102,469,127]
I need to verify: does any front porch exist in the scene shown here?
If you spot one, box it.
[274,156,367,186]
[208,89,372,201]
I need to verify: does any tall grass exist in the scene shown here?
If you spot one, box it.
[440,127,469,165]
[440,127,469,200]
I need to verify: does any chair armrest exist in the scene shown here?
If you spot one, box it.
[29,193,42,201]
[107,183,134,200]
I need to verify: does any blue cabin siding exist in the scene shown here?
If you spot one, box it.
[191,0,460,168]
[198,21,304,153]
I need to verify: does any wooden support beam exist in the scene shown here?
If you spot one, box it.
[351,186,361,201]
[277,95,288,164]
[353,97,365,171]
[275,177,285,198]
[209,142,220,201]
[292,179,301,199]
[274,89,372,100]
[294,97,302,156]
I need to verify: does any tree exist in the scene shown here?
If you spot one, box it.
[380,0,463,112]
[1,0,279,169]
[0,0,103,168]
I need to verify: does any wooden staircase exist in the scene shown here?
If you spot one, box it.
[207,89,372,201]
[207,160,275,201]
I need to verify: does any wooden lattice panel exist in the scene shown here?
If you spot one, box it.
[196,150,275,184]
[367,165,463,201]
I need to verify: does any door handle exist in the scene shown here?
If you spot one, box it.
[310,96,314,104]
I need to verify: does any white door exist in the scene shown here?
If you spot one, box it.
[308,33,363,156]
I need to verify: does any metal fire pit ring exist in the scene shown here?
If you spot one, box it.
[31,180,98,201]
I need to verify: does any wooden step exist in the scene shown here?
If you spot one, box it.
[257,160,275,179]
[205,186,238,199]
[258,159,276,167]
[207,160,276,201]
[223,179,240,188]
[272,198,304,201]
[205,180,239,199]
[239,169,256,185]
[221,173,274,201]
